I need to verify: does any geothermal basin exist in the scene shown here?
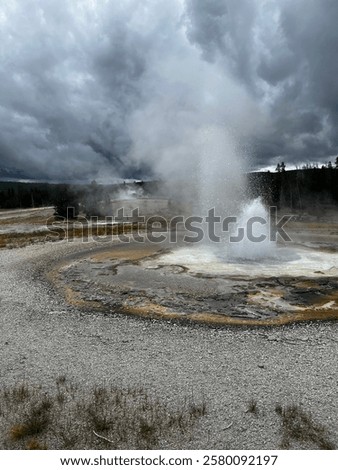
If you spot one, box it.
[56,211,338,327]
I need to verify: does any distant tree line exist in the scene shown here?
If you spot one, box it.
[1,169,337,215]
[0,184,55,209]
[278,156,338,171]
[248,167,338,210]
[0,180,149,217]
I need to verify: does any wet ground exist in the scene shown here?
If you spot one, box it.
[57,222,338,326]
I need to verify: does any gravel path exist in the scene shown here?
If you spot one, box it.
[0,239,338,449]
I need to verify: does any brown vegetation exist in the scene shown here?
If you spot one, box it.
[0,378,207,450]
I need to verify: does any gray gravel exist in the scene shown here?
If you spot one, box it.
[0,239,338,449]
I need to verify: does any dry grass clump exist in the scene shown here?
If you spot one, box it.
[9,398,52,440]
[275,404,335,450]
[0,377,207,450]
[247,399,258,414]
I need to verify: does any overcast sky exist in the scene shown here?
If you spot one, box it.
[1,0,338,181]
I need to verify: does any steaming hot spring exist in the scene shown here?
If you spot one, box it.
[58,196,338,327]
[57,131,338,326]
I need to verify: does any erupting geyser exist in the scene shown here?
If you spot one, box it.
[195,126,275,262]
[58,115,338,328]
[228,198,276,261]
[59,126,338,325]
[197,127,244,221]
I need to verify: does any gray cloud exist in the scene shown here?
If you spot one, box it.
[0,0,338,181]
[185,0,338,168]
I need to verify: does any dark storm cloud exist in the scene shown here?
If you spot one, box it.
[0,0,338,181]
[259,0,338,166]
[185,0,338,168]
[185,0,257,87]
[0,0,153,180]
